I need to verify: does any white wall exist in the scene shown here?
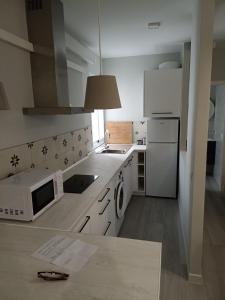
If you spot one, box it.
[213,85,225,190]
[0,0,99,151]
[179,0,215,282]
[180,43,191,151]
[103,53,181,121]
[178,43,191,262]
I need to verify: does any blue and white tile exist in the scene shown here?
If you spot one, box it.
[52,132,72,156]
[29,139,45,166]
[41,137,55,162]
[85,126,93,153]
[73,128,85,147]
[76,144,87,161]
[133,121,147,144]
[0,126,92,179]
[0,149,14,179]
[58,151,75,171]
[0,144,32,178]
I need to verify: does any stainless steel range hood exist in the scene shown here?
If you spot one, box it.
[23,0,93,115]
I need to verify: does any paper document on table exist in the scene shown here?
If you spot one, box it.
[32,235,98,272]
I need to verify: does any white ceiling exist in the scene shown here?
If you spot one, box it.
[62,0,225,58]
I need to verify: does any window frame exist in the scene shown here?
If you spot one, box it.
[91,109,105,149]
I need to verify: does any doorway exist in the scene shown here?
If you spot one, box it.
[206,85,225,192]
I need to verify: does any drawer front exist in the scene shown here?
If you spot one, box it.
[97,186,111,203]
[106,197,116,236]
[92,198,111,235]
[92,180,116,236]
[73,179,116,236]
[73,215,91,234]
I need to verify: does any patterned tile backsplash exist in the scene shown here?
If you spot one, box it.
[0,121,147,180]
[0,126,93,180]
[132,121,147,144]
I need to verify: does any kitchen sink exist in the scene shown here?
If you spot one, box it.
[100,149,126,154]
[98,144,132,154]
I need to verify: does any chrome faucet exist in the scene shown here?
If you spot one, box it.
[104,129,110,147]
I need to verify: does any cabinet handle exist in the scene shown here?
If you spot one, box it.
[124,156,133,168]
[99,199,111,215]
[98,188,110,202]
[124,162,129,168]
[103,221,111,236]
[152,112,173,114]
[78,216,90,233]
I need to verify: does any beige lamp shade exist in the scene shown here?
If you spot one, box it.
[84,75,121,109]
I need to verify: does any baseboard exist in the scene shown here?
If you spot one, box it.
[178,203,204,285]
[177,199,188,266]
[132,191,145,196]
[213,175,221,191]
[188,272,203,285]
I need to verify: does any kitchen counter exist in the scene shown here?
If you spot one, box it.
[0,144,146,231]
[0,224,161,300]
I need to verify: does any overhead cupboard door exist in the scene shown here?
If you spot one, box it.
[144,68,183,117]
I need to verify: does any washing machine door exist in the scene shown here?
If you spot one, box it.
[116,181,125,219]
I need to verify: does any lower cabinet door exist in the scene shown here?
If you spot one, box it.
[103,221,113,236]
[95,198,111,235]
[132,152,139,193]
[92,195,116,236]
[73,178,117,236]
[106,197,116,236]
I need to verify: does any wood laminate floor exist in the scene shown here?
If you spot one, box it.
[119,178,225,300]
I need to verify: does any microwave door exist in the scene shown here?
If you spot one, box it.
[32,179,55,219]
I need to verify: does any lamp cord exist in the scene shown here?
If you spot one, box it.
[98,0,102,75]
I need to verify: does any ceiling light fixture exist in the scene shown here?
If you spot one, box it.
[84,0,121,110]
[148,22,161,30]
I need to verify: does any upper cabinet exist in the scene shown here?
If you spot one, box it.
[144,68,183,118]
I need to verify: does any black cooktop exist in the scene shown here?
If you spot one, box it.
[63,174,99,194]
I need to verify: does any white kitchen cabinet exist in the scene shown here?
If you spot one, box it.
[123,154,134,211]
[73,214,92,234]
[144,68,183,118]
[93,198,112,236]
[132,153,138,192]
[128,155,134,202]
[94,179,116,236]
[123,159,129,211]
[105,194,116,236]
[73,179,116,237]
[132,151,146,195]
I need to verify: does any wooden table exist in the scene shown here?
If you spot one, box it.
[0,224,161,300]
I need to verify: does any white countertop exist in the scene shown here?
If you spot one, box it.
[0,224,161,300]
[1,144,146,231]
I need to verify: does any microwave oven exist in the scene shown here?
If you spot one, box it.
[0,168,64,221]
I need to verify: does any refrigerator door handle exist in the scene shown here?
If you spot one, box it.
[148,142,177,144]
[151,112,173,115]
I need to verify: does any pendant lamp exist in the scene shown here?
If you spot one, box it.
[84,0,121,109]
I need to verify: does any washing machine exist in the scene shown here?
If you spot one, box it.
[114,170,126,235]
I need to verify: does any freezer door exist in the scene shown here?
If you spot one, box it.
[147,119,179,143]
[146,143,178,198]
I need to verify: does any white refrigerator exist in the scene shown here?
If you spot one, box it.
[146,119,179,198]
